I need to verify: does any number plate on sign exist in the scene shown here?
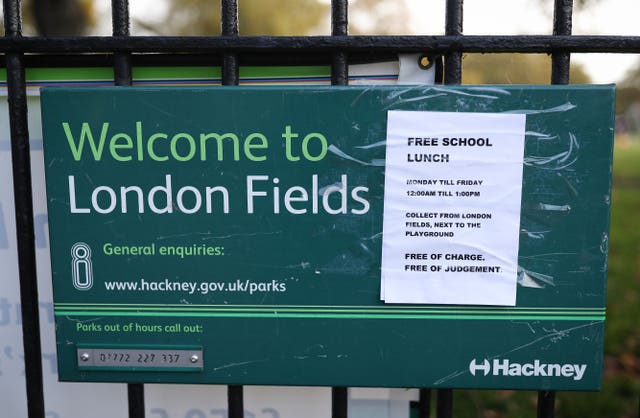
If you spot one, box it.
[77,348,203,371]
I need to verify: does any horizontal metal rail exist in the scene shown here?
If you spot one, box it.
[1,35,640,54]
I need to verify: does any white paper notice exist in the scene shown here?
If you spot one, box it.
[381,111,526,306]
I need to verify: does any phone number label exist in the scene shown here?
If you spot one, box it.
[77,348,203,371]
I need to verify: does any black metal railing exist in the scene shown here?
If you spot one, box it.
[3,0,639,417]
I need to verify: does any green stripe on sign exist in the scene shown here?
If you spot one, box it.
[55,310,604,321]
[54,303,604,315]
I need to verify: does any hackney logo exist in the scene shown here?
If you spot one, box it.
[469,358,587,381]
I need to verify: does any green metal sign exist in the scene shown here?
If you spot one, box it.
[41,85,614,389]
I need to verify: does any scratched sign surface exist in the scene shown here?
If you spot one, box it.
[41,85,614,389]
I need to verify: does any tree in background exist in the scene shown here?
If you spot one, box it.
[6,0,606,36]
[615,64,640,133]
[462,53,591,84]
[151,0,326,36]
[151,0,410,35]
[13,0,96,35]
[4,0,408,36]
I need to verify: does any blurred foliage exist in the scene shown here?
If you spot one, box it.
[16,0,96,35]
[620,62,640,89]
[158,0,327,36]
[156,0,410,35]
[616,86,640,120]
[2,0,409,36]
[617,63,640,120]
[462,53,591,84]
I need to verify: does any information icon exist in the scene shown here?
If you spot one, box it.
[71,242,93,291]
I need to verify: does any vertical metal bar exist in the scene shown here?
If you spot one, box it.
[221,0,239,85]
[551,0,573,84]
[444,0,463,84]
[537,390,556,418]
[219,45,239,418]
[112,0,132,85]
[4,1,45,417]
[436,388,453,418]
[221,1,241,413]
[332,387,348,418]
[112,2,143,416]
[7,52,45,418]
[417,389,431,418]
[228,385,244,418]
[127,384,145,418]
[545,5,571,413]
[331,0,348,85]
[441,1,461,407]
[3,0,22,35]
[330,1,348,414]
